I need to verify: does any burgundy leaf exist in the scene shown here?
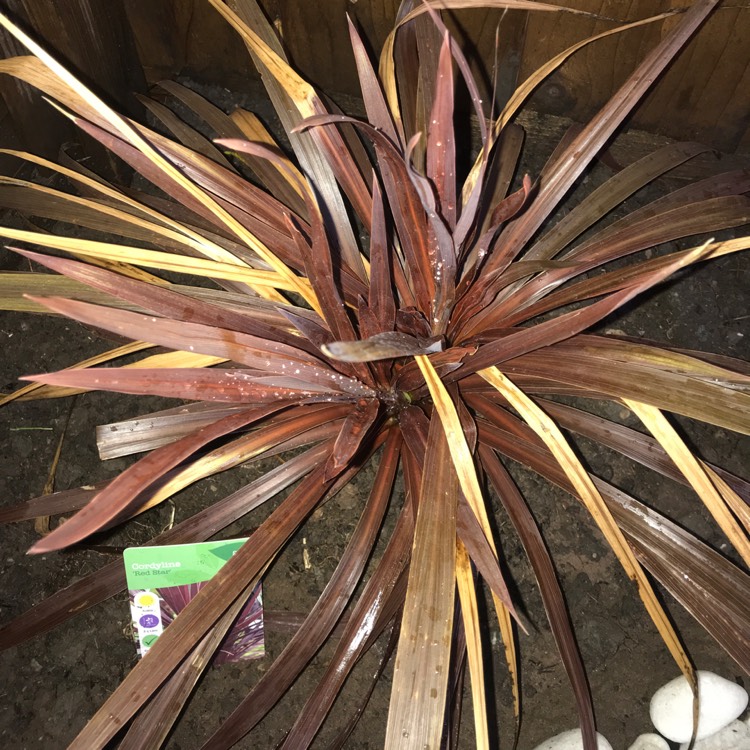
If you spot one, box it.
[119,579,257,750]
[604,481,750,673]
[295,113,435,316]
[0,438,333,650]
[479,445,596,748]
[478,409,750,674]
[524,141,716,264]
[488,173,533,229]
[326,621,401,750]
[29,405,283,553]
[278,500,414,749]
[456,495,516,616]
[69,463,336,748]
[495,342,750,434]
[203,430,400,748]
[403,131,456,331]
[367,177,397,334]
[27,296,373,397]
[73,117,305,266]
[13,247,318,351]
[395,344,477,393]
[452,240,722,378]
[426,32,457,230]
[0,481,106,523]
[395,306,433,338]
[24,367,346,404]
[495,195,750,325]
[478,0,722,284]
[538,397,750,503]
[347,16,399,143]
[325,398,381,480]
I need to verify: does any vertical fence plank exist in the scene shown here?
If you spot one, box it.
[636,2,750,153]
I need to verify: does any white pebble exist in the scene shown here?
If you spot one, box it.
[627,733,669,750]
[649,671,748,743]
[678,719,750,750]
[531,728,613,750]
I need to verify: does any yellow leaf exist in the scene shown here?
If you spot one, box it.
[127,352,226,370]
[479,366,696,690]
[463,10,673,202]
[0,226,312,294]
[456,540,489,750]
[624,399,750,567]
[703,466,750,535]
[0,149,257,267]
[0,14,318,310]
[416,355,520,720]
[134,426,277,513]
[0,175,232,260]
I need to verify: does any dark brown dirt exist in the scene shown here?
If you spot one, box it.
[0,95,748,750]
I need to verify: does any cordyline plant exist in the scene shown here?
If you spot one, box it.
[0,0,748,748]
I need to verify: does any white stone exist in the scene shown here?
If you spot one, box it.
[531,728,612,750]
[649,671,748,743]
[678,719,750,750]
[627,733,670,750]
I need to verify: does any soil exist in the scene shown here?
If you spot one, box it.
[0,85,748,750]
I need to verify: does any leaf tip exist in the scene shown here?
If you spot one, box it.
[18,374,48,384]
[27,537,57,555]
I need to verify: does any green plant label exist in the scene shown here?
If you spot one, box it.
[124,538,264,664]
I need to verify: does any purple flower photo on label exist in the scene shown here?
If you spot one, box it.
[138,614,160,629]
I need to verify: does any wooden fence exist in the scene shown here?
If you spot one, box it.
[2,0,749,157]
